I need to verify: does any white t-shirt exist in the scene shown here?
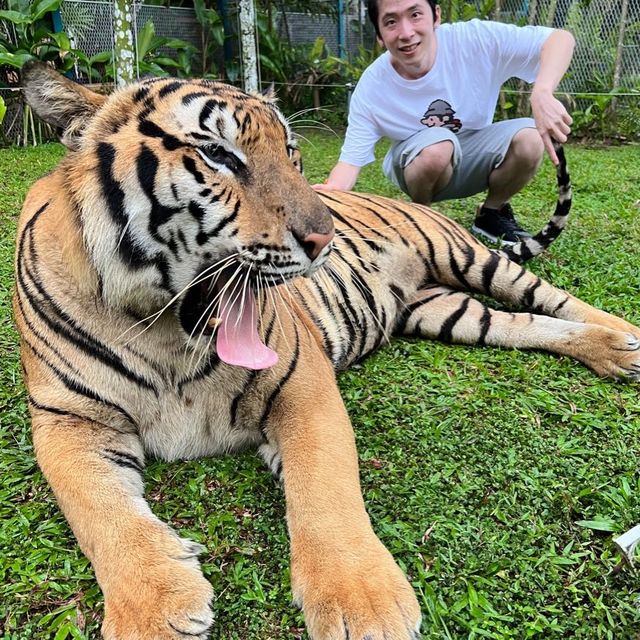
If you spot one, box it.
[339,19,553,167]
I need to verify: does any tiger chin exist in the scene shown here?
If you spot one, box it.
[14,62,640,640]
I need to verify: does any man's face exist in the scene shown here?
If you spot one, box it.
[376,0,441,80]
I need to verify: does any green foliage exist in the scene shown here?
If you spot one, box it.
[256,12,300,86]
[84,20,197,83]
[563,0,616,94]
[339,43,384,82]
[192,0,227,78]
[440,0,496,22]
[2,139,640,638]
[570,88,640,142]
[0,0,74,77]
[74,20,197,82]
[133,20,196,78]
[257,0,338,19]
[289,37,347,110]
[571,92,619,139]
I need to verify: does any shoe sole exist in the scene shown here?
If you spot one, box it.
[471,224,525,248]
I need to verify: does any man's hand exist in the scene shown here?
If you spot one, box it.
[312,162,362,193]
[311,181,337,192]
[531,29,576,165]
[530,89,572,165]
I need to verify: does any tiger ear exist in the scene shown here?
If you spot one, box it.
[260,82,277,102]
[22,61,108,150]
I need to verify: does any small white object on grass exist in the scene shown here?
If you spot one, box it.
[613,524,640,566]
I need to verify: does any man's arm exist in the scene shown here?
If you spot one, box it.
[530,28,576,164]
[312,161,362,192]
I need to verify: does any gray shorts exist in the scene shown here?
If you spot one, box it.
[383,118,536,202]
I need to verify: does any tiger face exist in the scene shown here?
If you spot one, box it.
[25,67,334,368]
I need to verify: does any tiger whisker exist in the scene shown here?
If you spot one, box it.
[118,253,243,345]
[256,272,267,345]
[266,280,288,353]
[286,106,332,122]
[188,271,245,374]
[217,267,248,356]
[185,271,232,371]
[277,275,301,328]
[288,281,319,347]
[114,212,139,257]
[186,262,245,372]
[291,131,314,148]
[292,122,339,137]
[266,266,292,354]
[235,267,253,330]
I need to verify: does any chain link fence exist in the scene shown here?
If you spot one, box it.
[1,0,639,143]
[59,0,201,60]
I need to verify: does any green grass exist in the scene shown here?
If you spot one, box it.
[1,137,640,639]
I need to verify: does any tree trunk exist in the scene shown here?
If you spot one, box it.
[113,0,135,87]
[610,0,629,117]
[516,0,540,116]
[238,0,258,92]
[545,0,558,27]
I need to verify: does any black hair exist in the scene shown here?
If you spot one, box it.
[367,0,438,38]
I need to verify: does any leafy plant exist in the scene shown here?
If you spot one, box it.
[193,0,226,78]
[571,92,618,138]
[440,0,496,22]
[92,20,197,83]
[291,37,346,110]
[339,42,384,82]
[571,87,640,141]
[0,95,8,145]
[134,20,196,77]
[256,12,301,86]
[0,0,74,81]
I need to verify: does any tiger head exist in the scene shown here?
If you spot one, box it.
[22,63,334,369]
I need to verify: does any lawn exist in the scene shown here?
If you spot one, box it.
[1,135,640,640]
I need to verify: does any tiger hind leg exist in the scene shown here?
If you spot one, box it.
[32,415,214,640]
[433,244,640,338]
[397,285,640,380]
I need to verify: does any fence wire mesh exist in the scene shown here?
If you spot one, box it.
[1,0,639,144]
[59,1,201,68]
[22,0,640,95]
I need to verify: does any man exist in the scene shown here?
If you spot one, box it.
[314,0,575,245]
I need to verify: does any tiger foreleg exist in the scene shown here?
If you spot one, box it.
[31,414,214,640]
[400,285,640,380]
[262,349,421,640]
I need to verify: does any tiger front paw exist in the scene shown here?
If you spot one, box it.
[101,538,214,640]
[292,537,422,640]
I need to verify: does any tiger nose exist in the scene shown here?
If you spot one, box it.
[299,229,335,261]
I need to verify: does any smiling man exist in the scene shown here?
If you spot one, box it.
[315,0,575,245]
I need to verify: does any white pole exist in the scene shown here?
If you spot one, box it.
[112,0,135,87]
[238,0,258,93]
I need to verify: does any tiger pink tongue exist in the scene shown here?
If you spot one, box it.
[216,286,278,370]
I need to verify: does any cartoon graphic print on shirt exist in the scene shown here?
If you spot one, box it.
[420,99,463,132]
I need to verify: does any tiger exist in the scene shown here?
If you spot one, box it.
[14,61,640,640]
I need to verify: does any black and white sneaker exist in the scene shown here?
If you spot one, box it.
[471,203,532,246]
